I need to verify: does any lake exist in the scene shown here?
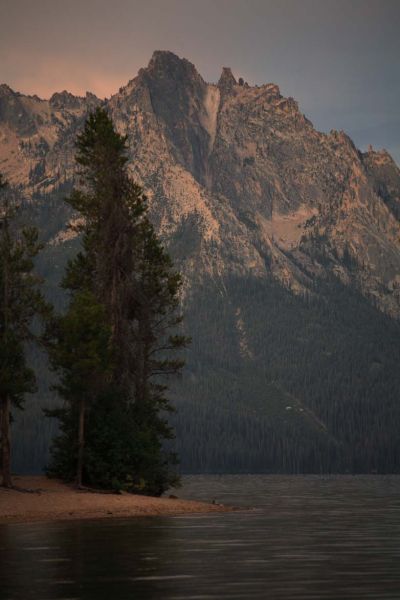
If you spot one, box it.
[1,475,400,599]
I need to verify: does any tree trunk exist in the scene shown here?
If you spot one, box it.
[1,394,12,488]
[77,397,85,488]
[0,402,2,483]
[1,199,12,488]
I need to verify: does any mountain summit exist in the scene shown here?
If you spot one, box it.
[2,51,400,473]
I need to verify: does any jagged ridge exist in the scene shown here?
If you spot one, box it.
[1,50,399,315]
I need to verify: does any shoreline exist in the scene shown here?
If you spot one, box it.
[0,476,232,525]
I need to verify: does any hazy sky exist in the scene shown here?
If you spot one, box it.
[1,0,399,162]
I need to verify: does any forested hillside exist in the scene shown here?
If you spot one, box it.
[173,275,400,473]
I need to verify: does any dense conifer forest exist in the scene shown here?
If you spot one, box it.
[172,275,400,473]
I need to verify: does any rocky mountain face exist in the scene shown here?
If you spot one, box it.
[2,50,400,315]
[2,51,400,473]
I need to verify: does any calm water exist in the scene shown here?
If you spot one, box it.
[1,475,400,599]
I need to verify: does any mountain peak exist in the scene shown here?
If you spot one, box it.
[218,67,237,90]
[49,90,82,109]
[146,50,200,80]
[149,50,182,65]
[0,83,15,97]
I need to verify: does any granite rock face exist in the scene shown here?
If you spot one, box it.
[1,50,400,316]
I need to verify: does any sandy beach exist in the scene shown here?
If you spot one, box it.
[0,476,230,525]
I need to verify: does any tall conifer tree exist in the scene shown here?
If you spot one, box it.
[0,174,47,487]
[47,291,112,487]
[48,109,189,493]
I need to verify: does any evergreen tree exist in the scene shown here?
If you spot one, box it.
[46,291,112,487]
[48,109,189,494]
[0,174,47,487]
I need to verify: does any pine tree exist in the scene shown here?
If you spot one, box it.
[0,174,48,487]
[46,291,112,487]
[48,109,189,494]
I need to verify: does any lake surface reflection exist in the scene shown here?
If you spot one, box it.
[1,475,400,599]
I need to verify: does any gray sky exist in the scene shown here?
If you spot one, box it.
[1,0,399,162]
